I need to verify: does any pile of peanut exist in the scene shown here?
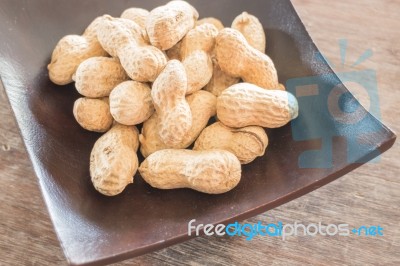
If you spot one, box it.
[48,1,299,196]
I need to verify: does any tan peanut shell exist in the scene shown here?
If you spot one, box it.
[194,122,268,164]
[73,57,128,98]
[217,83,299,128]
[146,0,199,50]
[48,16,108,85]
[139,90,216,157]
[109,81,154,126]
[90,124,139,196]
[180,23,218,94]
[120,8,149,28]
[196,17,224,31]
[96,16,167,82]
[232,12,266,53]
[139,149,241,194]
[96,16,138,57]
[151,60,192,147]
[215,28,278,89]
[204,56,240,97]
[203,19,239,97]
[73,97,113,132]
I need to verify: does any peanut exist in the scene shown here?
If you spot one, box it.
[232,12,266,53]
[140,90,216,157]
[215,28,278,89]
[48,16,108,85]
[73,57,128,98]
[204,56,240,97]
[121,8,149,29]
[96,15,167,82]
[217,83,298,128]
[151,60,192,147]
[96,16,136,57]
[90,124,139,196]
[139,149,241,194]
[202,20,239,97]
[196,17,224,31]
[180,23,217,63]
[73,97,113,132]
[180,23,219,94]
[194,122,268,164]
[109,81,154,126]
[146,0,199,50]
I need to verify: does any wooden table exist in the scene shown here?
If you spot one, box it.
[1,0,399,265]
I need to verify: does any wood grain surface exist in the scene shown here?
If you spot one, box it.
[1,0,399,265]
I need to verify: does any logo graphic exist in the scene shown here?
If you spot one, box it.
[188,219,384,241]
[287,39,381,168]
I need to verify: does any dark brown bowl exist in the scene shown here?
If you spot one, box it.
[0,0,396,265]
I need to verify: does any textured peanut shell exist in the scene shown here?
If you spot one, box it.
[204,20,239,97]
[146,0,199,50]
[109,81,154,126]
[139,90,216,157]
[217,83,299,128]
[183,51,213,94]
[120,8,149,28]
[151,60,192,146]
[180,23,218,94]
[196,17,224,31]
[73,57,128,98]
[96,16,139,57]
[90,124,139,196]
[97,16,167,82]
[232,12,266,53]
[194,122,268,164]
[47,16,108,85]
[180,23,218,58]
[139,149,241,194]
[215,28,278,89]
[73,97,113,132]
[204,55,240,97]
